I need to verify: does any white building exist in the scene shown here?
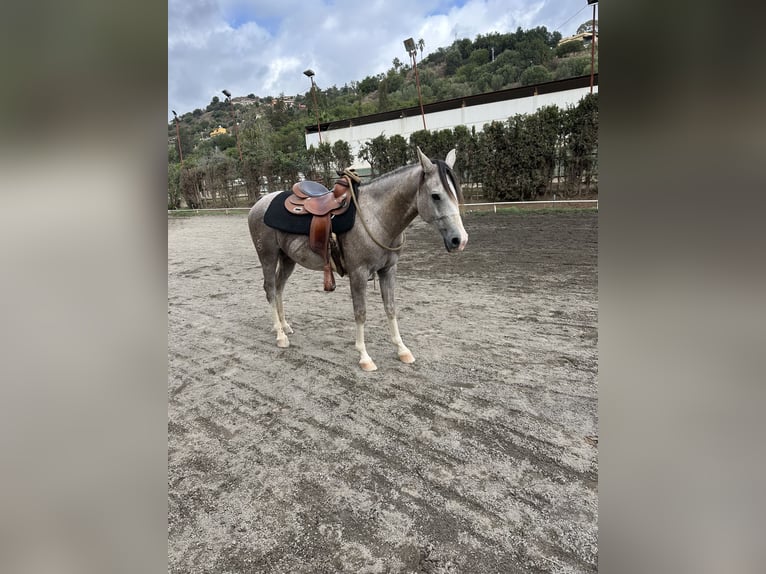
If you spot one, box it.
[304,74,598,171]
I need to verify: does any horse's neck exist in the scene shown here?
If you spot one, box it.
[361,167,420,238]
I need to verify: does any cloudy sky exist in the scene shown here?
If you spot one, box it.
[168,0,593,120]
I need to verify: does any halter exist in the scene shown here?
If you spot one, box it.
[416,159,462,225]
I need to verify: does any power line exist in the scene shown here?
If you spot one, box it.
[554,5,588,33]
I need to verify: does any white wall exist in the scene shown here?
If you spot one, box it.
[305,85,598,170]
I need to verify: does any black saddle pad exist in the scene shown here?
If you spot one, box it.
[263,190,357,235]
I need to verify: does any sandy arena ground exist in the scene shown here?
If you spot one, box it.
[168,210,598,573]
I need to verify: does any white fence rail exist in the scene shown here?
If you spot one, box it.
[461,199,598,213]
[168,199,598,216]
[168,207,252,215]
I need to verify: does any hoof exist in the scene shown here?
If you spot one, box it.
[398,351,415,364]
[359,359,378,372]
[283,324,294,334]
[277,338,289,348]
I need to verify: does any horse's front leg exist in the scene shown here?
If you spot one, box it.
[349,271,376,371]
[378,266,414,364]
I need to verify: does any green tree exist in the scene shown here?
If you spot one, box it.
[168,162,182,209]
[206,96,222,112]
[476,121,514,201]
[240,111,275,200]
[556,40,585,57]
[315,141,335,186]
[199,150,236,207]
[469,48,490,66]
[212,133,236,152]
[377,77,389,112]
[520,65,552,86]
[452,124,478,187]
[408,130,433,159]
[576,20,598,35]
[561,93,598,196]
[455,38,472,59]
[180,164,205,208]
[358,134,389,177]
[384,135,409,172]
[358,75,380,95]
[531,105,563,196]
[170,122,194,161]
[331,140,353,172]
[554,55,590,79]
[385,68,404,93]
[444,48,462,75]
[266,96,291,129]
[513,106,561,199]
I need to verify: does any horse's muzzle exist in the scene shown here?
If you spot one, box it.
[445,232,468,252]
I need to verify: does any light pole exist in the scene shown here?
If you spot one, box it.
[587,0,598,94]
[222,89,244,163]
[172,110,183,163]
[404,37,427,131]
[303,69,322,143]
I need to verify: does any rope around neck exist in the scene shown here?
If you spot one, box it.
[343,168,406,252]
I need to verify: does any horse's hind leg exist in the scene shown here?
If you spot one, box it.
[275,253,296,335]
[378,266,414,364]
[260,255,289,348]
[250,207,293,348]
[256,245,294,349]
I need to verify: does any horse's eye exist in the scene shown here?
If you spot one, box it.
[431,193,441,201]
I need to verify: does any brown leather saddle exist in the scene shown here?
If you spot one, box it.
[284,176,352,291]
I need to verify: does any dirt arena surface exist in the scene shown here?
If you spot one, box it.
[168,210,598,573]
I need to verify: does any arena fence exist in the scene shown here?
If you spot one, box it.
[168,207,251,215]
[168,199,598,216]
[459,199,597,213]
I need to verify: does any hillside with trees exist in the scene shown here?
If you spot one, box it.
[168,24,598,209]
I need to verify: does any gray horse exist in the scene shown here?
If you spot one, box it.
[248,147,468,371]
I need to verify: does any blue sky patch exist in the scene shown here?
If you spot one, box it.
[225,6,280,35]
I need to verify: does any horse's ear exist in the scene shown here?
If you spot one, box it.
[445,148,456,169]
[416,146,435,173]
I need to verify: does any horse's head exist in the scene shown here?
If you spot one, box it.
[416,147,469,252]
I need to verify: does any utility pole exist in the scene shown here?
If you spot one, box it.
[172,110,183,163]
[587,1,598,94]
[303,69,322,143]
[404,37,427,131]
[222,89,244,163]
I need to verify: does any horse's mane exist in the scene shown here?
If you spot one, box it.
[360,157,463,203]
[361,163,417,188]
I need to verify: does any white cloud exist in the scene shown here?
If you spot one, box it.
[168,0,585,119]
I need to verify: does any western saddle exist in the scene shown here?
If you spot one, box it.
[284,171,358,291]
